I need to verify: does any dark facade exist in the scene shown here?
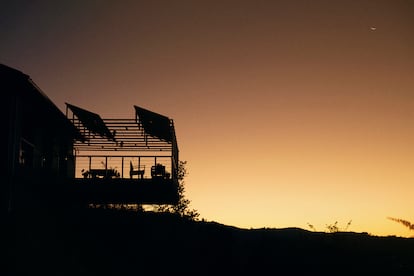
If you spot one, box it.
[3,64,79,216]
[3,64,179,217]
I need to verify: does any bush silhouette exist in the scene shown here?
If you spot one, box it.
[307,220,352,233]
[155,161,199,220]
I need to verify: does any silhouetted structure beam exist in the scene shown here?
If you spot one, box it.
[66,103,180,205]
[66,103,114,141]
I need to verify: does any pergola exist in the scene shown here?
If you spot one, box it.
[65,103,179,205]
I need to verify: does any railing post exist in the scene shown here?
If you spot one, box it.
[171,156,174,180]
[105,156,108,178]
[138,156,141,171]
[121,156,124,178]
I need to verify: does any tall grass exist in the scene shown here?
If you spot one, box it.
[307,220,352,233]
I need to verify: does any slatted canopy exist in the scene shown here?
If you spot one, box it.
[66,103,114,140]
[134,105,173,142]
[66,104,176,152]
[64,103,179,204]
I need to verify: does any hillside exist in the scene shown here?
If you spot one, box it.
[7,208,414,275]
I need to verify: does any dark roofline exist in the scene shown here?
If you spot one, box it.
[0,64,59,114]
[0,63,29,78]
[2,63,84,141]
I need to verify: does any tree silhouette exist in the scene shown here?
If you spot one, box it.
[156,161,199,220]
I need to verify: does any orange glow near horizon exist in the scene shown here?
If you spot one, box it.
[2,1,413,237]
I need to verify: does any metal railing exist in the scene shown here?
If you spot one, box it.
[75,155,174,180]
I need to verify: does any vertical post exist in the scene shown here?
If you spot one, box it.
[138,156,141,170]
[73,151,77,178]
[154,156,157,178]
[138,156,141,179]
[88,156,91,171]
[121,156,124,178]
[105,156,108,178]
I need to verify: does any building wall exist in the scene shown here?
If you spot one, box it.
[2,64,77,216]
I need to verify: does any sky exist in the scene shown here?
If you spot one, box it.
[2,0,413,237]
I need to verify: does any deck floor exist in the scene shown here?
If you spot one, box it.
[66,178,178,204]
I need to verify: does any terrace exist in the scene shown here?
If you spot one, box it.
[66,103,179,205]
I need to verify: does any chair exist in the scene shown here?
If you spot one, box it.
[130,161,145,179]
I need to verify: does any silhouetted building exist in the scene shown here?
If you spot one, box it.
[66,103,179,205]
[3,64,179,217]
[3,64,80,216]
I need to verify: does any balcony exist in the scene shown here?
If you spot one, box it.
[66,104,179,205]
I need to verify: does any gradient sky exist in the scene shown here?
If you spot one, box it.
[2,1,413,237]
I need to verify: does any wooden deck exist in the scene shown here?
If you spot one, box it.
[65,104,180,205]
[67,178,178,205]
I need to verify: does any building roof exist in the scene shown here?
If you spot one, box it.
[2,63,84,141]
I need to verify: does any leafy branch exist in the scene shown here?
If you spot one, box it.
[155,161,199,221]
[387,217,414,231]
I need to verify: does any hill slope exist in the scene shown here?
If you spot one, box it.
[8,208,414,275]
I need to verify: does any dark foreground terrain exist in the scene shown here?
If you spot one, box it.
[6,208,414,275]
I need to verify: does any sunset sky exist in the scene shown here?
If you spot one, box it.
[2,1,413,237]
